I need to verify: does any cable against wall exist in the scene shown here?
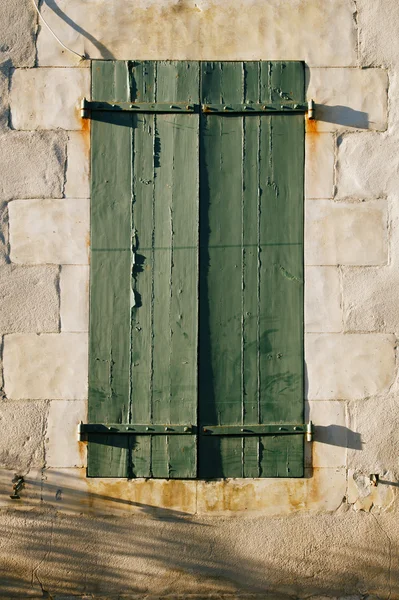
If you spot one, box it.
[31,0,87,61]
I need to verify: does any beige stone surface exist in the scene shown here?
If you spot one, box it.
[0,402,48,471]
[46,400,87,468]
[342,266,399,333]
[4,333,88,400]
[306,67,388,132]
[358,0,399,68]
[9,199,89,265]
[306,334,396,400]
[305,132,334,199]
[305,199,388,266]
[1,506,397,598]
[60,266,89,332]
[65,131,90,198]
[306,401,347,468]
[336,132,399,198]
[36,0,357,67]
[0,468,42,508]
[348,394,399,474]
[0,265,59,333]
[0,132,67,200]
[10,68,90,131]
[0,0,36,67]
[347,469,395,513]
[305,266,342,333]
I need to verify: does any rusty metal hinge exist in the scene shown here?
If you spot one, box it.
[81,98,316,119]
[79,421,313,441]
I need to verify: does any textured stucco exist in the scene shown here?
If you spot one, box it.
[1,0,399,598]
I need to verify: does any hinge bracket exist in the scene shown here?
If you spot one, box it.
[81,98,315,119]
[79,421,313,441]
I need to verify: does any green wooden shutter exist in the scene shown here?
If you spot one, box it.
[88,60,304,479]
[199,62,305,478]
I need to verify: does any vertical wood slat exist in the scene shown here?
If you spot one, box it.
[130,61,199,478]
[88,61,132,477]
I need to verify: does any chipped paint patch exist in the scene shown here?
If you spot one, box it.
[347,469,395,513]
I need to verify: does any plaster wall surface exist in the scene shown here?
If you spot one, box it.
[1,0,399,598]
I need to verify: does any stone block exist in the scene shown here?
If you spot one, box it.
[342,266,399,333]
[306,68,388,132]
[358,0,399,68]
[305,401,347,468]
[347,469,395,513]
[65,131,90,198]
[305,133,334,199]
[0,0,36,67]
[0,131,67,200]
[37,0,356,66]
[305,199,387,266]
[336,133,399,199]
[306,334,396,400]
[60,266,89,332]
[0,265,59,333]
[9,199,89,265]
[305,266,342,333]
[0,401,48,471]
[4,333,88,400]
[46,400,87,467]
[10,68,90,131]
[348,394,399,474]
[41,468,198,516]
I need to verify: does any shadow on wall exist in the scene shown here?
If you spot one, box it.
[0,469,398,598]
[43,0,115,59]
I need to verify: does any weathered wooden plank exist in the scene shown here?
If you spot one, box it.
[257,61,305,477]
[130,61,199,478]
[199,61,244,478]
[88,60,132,477]
[242,62,261,478]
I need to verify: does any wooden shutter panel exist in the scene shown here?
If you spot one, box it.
[198,62,305,478]
[88,60,304,479]
[88,61,199,478]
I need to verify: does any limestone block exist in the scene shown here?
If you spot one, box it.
[46,400,87,468]
[358,0,399,68]
[0,265,59,333]
[305,401,346,468]
[60,266,89,332]
[4,333,88,400]
[336,133,399,199]
[342,267,399,333]
[65,131,90,198]
[305,200,387,266]
[347,469,394,513]
[306,68,388,132]
[10,68,90,131]
[305,266,342,333]
[9,199,89,265]
[0,132,67,200]
[0,0,36,67]
[348,395,399,474]
[0,401,48,471]
[305,133,334,199]
[37,0,356,66]
[306,334,395,400]
[41,468,197,516]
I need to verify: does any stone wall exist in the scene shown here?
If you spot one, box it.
[1,0,399,598]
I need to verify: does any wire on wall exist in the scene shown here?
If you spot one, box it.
[31,0,87,61]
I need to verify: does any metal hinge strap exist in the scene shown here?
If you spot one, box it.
[81,98,315,118]
[79,421,313,441]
